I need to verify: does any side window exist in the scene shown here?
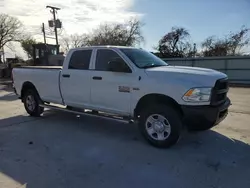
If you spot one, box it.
[95,49,131,72]
[68,50,92,70]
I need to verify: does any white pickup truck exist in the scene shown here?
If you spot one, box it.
[12,46,231,148]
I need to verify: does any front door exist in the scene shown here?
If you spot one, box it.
[60,49,93,108]
[90,49,136,115]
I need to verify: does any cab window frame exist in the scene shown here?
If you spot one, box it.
[94,49,132,73]
[68,49,93,70]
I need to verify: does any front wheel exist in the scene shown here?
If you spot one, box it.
[139,105,182,148]
[23,89,44,117]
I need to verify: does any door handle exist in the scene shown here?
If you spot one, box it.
[62,74,70,78]
[92,76,102,80]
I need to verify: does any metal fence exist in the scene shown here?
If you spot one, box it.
[163,56,250,84]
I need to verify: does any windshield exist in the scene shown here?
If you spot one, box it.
[120,48,168,68]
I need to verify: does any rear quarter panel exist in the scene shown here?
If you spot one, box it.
[13,68,63,104]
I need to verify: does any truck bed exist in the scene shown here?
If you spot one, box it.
[13,66,63,104]
[16,66,62,69]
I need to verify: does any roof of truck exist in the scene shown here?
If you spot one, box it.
[73,45,137,50]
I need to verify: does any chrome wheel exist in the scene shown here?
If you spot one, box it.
[26,95,36,112]
[145,114,171,141]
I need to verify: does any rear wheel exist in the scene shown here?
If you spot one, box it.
[23,89,44,116]
[138,104,182,148]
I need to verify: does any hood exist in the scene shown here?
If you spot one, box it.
[145,66,227,87]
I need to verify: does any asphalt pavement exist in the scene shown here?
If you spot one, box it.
[0,84,250,188]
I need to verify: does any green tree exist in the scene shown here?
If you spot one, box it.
[21,38,37,59]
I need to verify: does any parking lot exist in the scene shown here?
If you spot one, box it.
[0,84,250,188]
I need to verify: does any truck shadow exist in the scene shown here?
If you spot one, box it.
[0,85,17,101]
[0,84,14,92]
[0,92,18,101]
[0,111,56,129]
[0,111,250,188]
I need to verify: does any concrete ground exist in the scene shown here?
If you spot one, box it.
[0,85,250,188]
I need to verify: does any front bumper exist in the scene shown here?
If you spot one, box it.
[181,98,231,129]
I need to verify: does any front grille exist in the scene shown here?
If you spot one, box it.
[211,78,229,105]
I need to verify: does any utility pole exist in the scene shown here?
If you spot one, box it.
[42,23,46,44]
[46,5,60,54]
[193,43,197,57]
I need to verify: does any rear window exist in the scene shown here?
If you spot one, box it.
[68,50,92,70]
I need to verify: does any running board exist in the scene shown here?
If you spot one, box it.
[40,104,133,124]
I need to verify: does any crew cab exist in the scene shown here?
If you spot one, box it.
[12,46,231,148]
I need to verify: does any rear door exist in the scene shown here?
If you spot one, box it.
[60,49,93,108]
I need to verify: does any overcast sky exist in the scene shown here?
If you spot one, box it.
[0,0,249,58]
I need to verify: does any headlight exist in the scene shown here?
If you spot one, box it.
[183,88,212,102]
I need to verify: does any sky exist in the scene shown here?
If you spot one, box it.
[0,0,250,58]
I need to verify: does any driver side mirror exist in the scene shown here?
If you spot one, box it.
[108,60,131,73]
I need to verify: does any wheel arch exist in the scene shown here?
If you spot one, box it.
[134,93,183,118]
[21,81,40,102]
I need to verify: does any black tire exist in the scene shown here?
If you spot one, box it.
[138,104,182,148]
[23,89,44,117]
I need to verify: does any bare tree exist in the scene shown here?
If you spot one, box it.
[201,36,228,56]
[124,18,144,46]
[60,34,88,53]
[0,14,23,49]
[202,26,250,56]
[228,26,249,55]
[156,27,192,58]
[86,18,144,46]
